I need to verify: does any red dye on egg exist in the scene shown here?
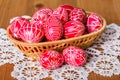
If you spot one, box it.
[63,46,86,66]
[64,20,85,38]
[70,8,86,23]
[40,50,64,70]
[53,6,68,23]
[87,13,103,33]
[9,17,30,39]
[44,15,63,41]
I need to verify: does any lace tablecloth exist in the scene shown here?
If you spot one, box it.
[0,23,120,80]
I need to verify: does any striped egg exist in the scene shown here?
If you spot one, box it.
[64,20,85,39]
[44,15,63,41]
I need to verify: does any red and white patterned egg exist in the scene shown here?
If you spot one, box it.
[9,17,30,39]
[62,46,86,66]
[60,5,74,14]
[70,8,86,23]
[44,15,63,41]
[87,13,103,33]
[19,23,44,43]
[53,6,68,23]
[31,11,49,27]
[64,20,85,38]
[40,50,64,70]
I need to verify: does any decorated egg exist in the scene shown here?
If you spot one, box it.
[87,13,103,33]
[9,17,30,39]
[44,15,63,41]
[31,11,49,26]
[64,20,85,38]
[60,5,74,14]
[40,50,64,70]
[19,23,44,43]
[70,8,86,23]
[53,6,68,23]
[62,46,86,66]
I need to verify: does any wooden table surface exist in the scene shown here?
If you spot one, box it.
[0,0,120,80]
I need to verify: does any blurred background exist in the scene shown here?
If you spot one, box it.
[0,0,120,80]
[0,0,120,29]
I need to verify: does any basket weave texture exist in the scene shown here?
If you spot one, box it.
[7,12,106,59]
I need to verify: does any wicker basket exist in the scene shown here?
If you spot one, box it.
[6,11,106,59]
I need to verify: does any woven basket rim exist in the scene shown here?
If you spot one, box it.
[6,11,106,46]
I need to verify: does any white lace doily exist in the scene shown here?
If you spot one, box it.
[0,28,24,65]
[0,23,120,80]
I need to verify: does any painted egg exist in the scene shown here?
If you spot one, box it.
[70,8,86,23]
[53,6,68,23]
[63,46,86,66]
[87,13,103,33]
[40,50,64,70]
[31,11,49,27]
[9,17,30,39]
[64,20,85,38]
[44,15,63,41]
[60,5,74,14]
[19,23,44,43]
